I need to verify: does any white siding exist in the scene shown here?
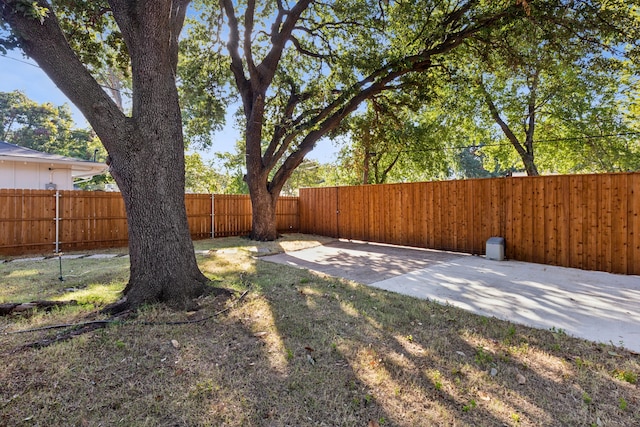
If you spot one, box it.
[0,160,74,190]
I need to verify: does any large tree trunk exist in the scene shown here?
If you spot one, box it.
[248,180,279,241]
[108,127,209,310]
[106,0,210,310]
[1,1,210,311]
[245,125,279,241]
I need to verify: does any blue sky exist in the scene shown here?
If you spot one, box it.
[0,53,339,163]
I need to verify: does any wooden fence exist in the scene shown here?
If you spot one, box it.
[4,173,639,275]
[299,173,640,275]
[0,190,299,256]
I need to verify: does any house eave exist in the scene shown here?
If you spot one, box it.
[0,155,109,178]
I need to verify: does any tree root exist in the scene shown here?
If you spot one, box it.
[18,320,111,350]
[0,300,78,316]
[6,289,249,352]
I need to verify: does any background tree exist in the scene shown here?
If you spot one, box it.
[0,90,125,189]
[1,0,215,311]
[1,89,109,157]
[279,159,328,195]
[456,3,640,175]
[334,97,452,185]
[184,152,224,193]
[2,90,80,153]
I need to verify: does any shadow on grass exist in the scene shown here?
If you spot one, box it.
[1,236,638,426]
[233,256,640,426]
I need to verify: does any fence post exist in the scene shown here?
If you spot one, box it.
[54,190,61,254]
[211,193,216,239]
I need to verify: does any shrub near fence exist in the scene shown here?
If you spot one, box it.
[0,190,299,256]
[299,172,640,275]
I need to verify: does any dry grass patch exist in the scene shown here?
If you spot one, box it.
[0,256,130,304]
[1,234,639,426]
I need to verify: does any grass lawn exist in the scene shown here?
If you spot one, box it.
[1,234,638,426]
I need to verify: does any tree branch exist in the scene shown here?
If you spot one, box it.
[524,69,539,153]
[289,34,330,59]
[380,150,402,183]
[256,0,313,91]
[244,0,259,82]
[478,77,528,159]
[220,0,251,115]
[1,0,127,149]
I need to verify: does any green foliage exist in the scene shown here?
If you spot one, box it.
[212,141,249,194]
[1,90,103,158]
[0,90,113,188]
[279,159,330,195]
[448,3,640,175]
[619,397,628,411]
[613,369,638,385]
[474,346,494,367]
[13,0,48,22]
[285,347,294,361]
[178,8,232,150]
[333,97,453,184]
[462,399,477,412]
[53,0,129,78]
[184,152,223,194]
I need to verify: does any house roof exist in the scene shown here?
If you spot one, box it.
[0,141,108,178]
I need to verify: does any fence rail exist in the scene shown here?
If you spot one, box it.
[299,173,640,275]
[0,190,299,256]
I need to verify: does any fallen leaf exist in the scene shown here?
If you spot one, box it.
[171,339,180,349]
[478,391,491,401]
[456,351,466,357]
[368,420,380,427]
[306,354,316,365]
[253,332,268,338]
[516,373,526,385]
[304,346,315,352]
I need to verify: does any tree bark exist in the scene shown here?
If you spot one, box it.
[248,176,279,241]
[1,0,210,311]
[107,0,209,309]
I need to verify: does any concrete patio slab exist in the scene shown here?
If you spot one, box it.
[263,239,640,353]
[84,254,119,259]
[263,239,464,284]
[9,256,46,263]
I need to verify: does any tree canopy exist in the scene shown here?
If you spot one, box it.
[180,0,528,239]
[452,2,640,175]
[173,0,640,241]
